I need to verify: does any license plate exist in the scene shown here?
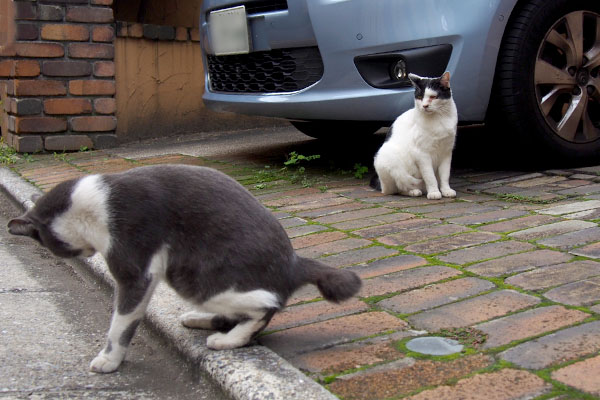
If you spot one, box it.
[209,6,250,56]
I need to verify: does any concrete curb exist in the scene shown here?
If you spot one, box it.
[0,167,336,400]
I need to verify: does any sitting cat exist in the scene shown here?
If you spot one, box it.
[371,72,458,199]
[7,164,361,373]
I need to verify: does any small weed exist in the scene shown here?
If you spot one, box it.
[0,138,18,165]
[79,145,89,152]
[53,152,69,162]
[284,151,320,166]
[353,163,369,179]
[436,327,488,349]
[254,183,267,190]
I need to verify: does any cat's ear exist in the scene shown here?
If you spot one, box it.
[440,71,451,88]
[408,73,422,87]
[8,217,36,237]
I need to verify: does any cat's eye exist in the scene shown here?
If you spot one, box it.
[429,95,438,100]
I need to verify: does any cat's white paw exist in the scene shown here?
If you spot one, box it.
[207,332,246,350]
[90,353,121,373]
[441,188,456,198]
[408,189,422,197]
[427,191,442,200]
[180,311,214,329]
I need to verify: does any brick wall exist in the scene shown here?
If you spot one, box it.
[0,0,116,153]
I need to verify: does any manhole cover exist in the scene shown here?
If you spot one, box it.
[406,337,464,356]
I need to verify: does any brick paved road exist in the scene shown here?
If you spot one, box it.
[6,149,600,399]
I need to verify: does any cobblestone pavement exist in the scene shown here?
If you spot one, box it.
[5,148,600,400]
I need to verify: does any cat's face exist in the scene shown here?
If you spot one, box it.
[408,72,452,114]
[7,180,93,258]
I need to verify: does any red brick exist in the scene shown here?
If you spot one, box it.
[404,231,502,255]
[505,260,600,290]
[15,116,67,133]
[44,98,92,115]
[380,277,495,314]
[0,42,17,56]
[477,305,589,349]
[93,61,114,77]
[354,218,441,238]
[291,336,405,375]
[93,98,115,114]
[264,192,338,207]
[330,355,493,400]
[290,231,347,249]
[69,80,115,95]
[501,320,600,369]
[190,28,200,42]
[14,80,67,96]
[15,42,64,58]
[175,27,188,41]
[14,1,36,20]
[92,25,114,42]
[45,135,94,152]
[268,298,368,331]
[297,238,371,258]
[68,43,114,59]
[360,266,461,298]
[66,6,113,23]
[11,60,40,77]
[16,23,39,40]
[91,0,113,5]
[260,312,407,357]
[42,60,92,77]
[128,23,143,38]
[71,116,116,132]
[346,255,428,279]
[41,24,89,41]
[480,214,559,233]
[313,207,394,224]
[406,369,551,400]
[552,355,600,396]
[0,60,14,77]
[407,290,540,331]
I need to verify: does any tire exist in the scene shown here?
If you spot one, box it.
[490,0,600,161]
[290,120,382,140]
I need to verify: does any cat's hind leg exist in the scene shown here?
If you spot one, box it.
[377,170,398,195]
[181,311,238,332]
[207,309,277,350]
[198,289,281,350]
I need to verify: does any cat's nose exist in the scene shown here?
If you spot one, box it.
[423,104,429,108]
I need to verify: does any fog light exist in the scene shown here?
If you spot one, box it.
[391,59,407,81]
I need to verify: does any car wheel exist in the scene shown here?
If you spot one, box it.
[491,0,600,161]
[290,121,382,140]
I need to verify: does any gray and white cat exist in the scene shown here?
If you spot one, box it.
[371,72,458,199]
[7,164,361,373]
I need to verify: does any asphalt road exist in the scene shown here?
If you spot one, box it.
[0,194,229,399]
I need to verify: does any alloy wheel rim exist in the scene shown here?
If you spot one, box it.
[535,10,600,144]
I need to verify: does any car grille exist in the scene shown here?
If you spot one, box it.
[206,47,324,93]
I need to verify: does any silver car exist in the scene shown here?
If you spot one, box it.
[200,0,600,160]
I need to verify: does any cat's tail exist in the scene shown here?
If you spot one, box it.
[369,174,381,191]
[296,257,362,302]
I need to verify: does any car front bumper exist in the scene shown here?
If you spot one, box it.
[200,0,516,122]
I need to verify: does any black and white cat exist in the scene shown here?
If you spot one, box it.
[371,72,458,199]
[7,165,361,373]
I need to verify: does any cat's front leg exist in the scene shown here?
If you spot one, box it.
[416,157,442,200]
[90,276,159,373]
[438,154,456,198]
